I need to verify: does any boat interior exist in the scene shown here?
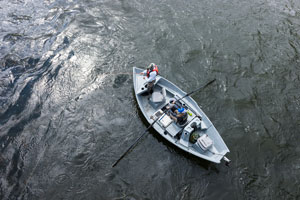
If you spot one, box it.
[138,80,211,146]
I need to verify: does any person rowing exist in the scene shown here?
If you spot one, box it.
[168,107,188,125]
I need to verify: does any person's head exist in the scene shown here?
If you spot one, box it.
[148,63,156,71]
[169,98,175,104]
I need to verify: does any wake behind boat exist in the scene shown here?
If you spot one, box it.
[133,67,230,164]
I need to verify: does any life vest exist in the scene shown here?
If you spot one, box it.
[146,65,159,78]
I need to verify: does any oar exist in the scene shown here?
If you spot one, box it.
[112,117,161,167]
[177,78,216,102]
[112,78,216,167]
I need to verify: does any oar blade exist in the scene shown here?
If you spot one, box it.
[112,123,155,167]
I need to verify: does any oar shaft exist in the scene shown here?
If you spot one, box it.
[112,118,159,167]
[177,79,216,102]
[111,130,147,167]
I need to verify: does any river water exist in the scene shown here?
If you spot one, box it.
[1,0,300,199]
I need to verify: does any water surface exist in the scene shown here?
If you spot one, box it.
[1,0,300,199]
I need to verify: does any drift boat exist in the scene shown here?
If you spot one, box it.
[133,67,230,164]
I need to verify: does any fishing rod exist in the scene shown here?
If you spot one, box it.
[107,72,133,76]
[112,79,216,167]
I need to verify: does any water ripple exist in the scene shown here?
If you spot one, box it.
[0,0,300,199]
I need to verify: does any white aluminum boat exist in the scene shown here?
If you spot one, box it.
[133,67,230,164]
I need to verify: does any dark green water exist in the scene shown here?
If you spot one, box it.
[1,0,300,199]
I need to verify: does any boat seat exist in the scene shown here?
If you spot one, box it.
[151,87,166,103]
[197,134,213,151]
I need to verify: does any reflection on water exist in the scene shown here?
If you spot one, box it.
[0,0,300,199]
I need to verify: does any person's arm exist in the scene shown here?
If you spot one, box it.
[169,115,177,122]
[140,70,147,75]
[166,103,174,109]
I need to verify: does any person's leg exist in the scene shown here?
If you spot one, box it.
[169,115,177,123]
[147,81,155,94]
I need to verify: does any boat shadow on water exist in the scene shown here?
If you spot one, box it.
[131,89,220,173]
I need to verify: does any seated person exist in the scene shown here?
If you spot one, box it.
[169,108,188,125]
